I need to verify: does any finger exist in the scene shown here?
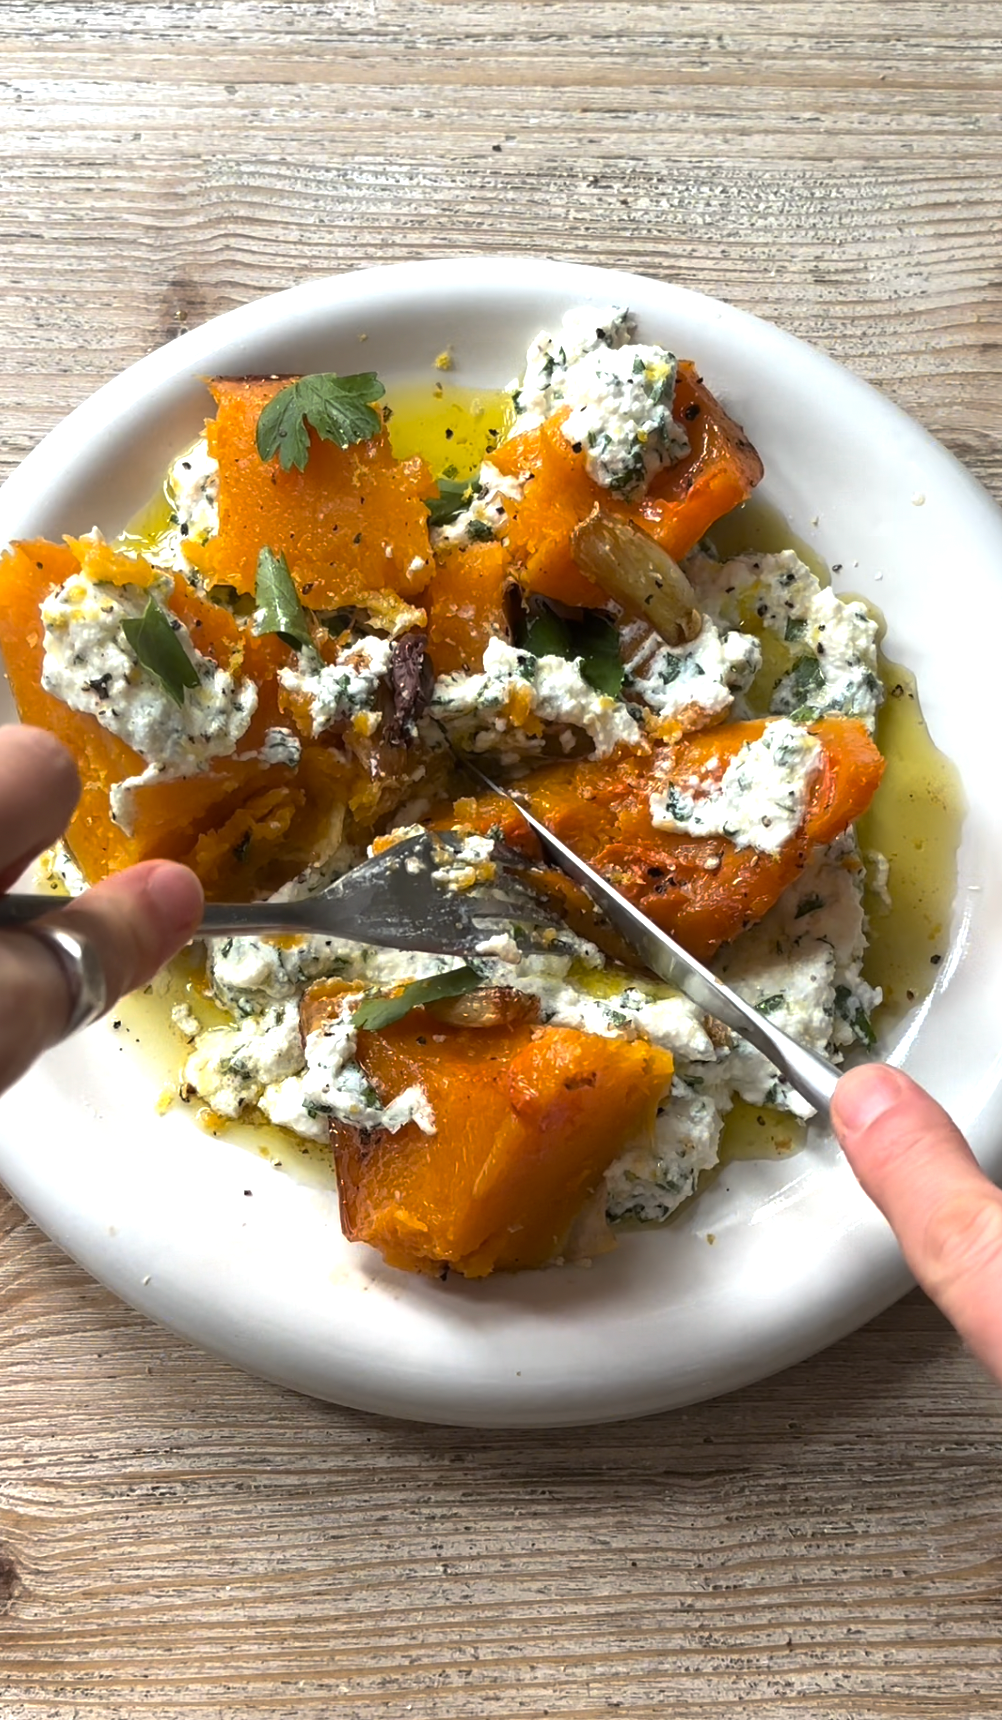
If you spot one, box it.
[0,725,80,889]
[0,859,203,1095]
[832,1064,1002,1381]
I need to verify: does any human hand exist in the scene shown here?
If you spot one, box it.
[0,725,203,1094]
[832,1064,1002,1382]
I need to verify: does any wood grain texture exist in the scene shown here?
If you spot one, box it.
[1,4,1002,1715]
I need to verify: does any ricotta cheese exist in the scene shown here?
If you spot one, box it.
[432,462,527,549]
[257,727,303,770]
[40,573,258,834]
[711,836,882,1117]
[650,718,822,855]
[161,436,220,572]
[278,635,393,737]
[429,832,497,893]
[605,1080,726,1225]
[181,1001,306,1122]
[509,305,689,498]
[183,990,435,1142]
[622,614,761,728]
[689,547,884,730]
[259,996,436,1142]
[431,635,642,760]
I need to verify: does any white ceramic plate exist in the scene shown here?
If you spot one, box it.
[1,257,999,1427]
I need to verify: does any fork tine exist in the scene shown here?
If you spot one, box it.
[307,829,568,956]
[191,828,570,952]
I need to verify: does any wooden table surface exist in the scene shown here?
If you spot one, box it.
[2,4,1002,1715]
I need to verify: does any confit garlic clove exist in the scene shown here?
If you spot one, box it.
[570,509,702,648]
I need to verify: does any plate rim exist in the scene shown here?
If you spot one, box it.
[0,254,998,1428]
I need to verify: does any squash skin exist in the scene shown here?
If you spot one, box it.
[489,363,763,609]
[190,378,436,610]
[311,988,675,1277]
[444,716,885,962]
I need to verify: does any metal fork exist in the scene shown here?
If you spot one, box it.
[0,831,567,959]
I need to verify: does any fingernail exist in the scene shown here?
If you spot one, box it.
[146,862,204,937]
[833,1065,903,1135]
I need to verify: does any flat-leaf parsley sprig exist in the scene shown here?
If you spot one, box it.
[523,605,626,699]
[256,372,386,472]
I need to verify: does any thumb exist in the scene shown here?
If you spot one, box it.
[0,860,203,1095]
[832,1064,1002,1383]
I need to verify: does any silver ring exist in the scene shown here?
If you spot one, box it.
[19,922,108,1036]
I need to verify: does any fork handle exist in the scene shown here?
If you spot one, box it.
[196,902,312,937]
[0,894,76,926]
[0,893,314,939]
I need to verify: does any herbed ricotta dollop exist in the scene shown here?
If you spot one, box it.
[689,547,884,730]
[259,997,436,1142]
[429,832,497,893]
[713,833,882,1117]
[165,437,220,562]
[605,1081,725,1225]
[510,304,689,497]
[622,614,762,728]
[650,718,822,855]
[431,635,642,761]
[257,727,303,769]
[40,572,258,834]
[182,989,436,1143]
[279,635,393,738]
[432,462,527,550]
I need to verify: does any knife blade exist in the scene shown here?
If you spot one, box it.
[458,756,843,1123]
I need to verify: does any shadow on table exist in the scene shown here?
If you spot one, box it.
[329,1288,1000,1473]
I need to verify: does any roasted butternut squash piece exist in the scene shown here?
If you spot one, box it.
[310,989,674,1277]
[637,363,765,555]
[489,364,763,609]
[0,538,435,899]
[0,540,280,885]
[490,410,609,607]
[426,539,511,676]
[190,378,436,610]
[446,715,884,961]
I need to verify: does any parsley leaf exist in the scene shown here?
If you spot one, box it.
[253,546,313,650]
[756,993,786,1016]
[121,598,200,708]
[256,372,386,472]
[524,610,571,660]
[834,984,877,1049]
[574,613,627,697]
[789,653,824,696]
[523,605,625,698]
[352,965,482,1032]
[425,476,474,528]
